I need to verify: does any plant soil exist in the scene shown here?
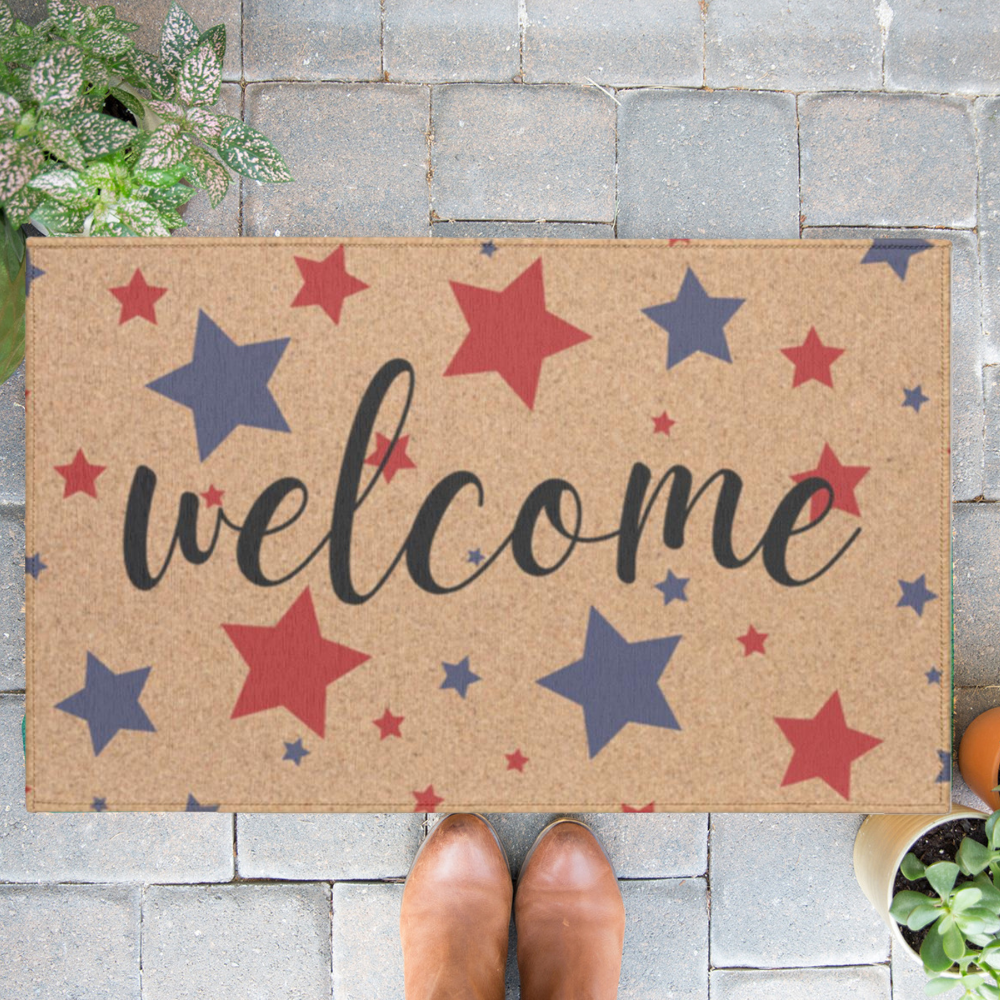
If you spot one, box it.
[892,817,989,954]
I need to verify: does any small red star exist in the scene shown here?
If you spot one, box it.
[413,784,444,812]
[668,239,691,246]
[738,625,768,656]
[791,443,870,522]
[505,748,529,771]
[54,448,106,499]
[109,267,168,324]
[364,432,417,484]
[291,246,369,324]
[775,691,882,800]
[780,327,845,388]
[652,411,676,436]
[24,389,29,398]
[622,801,655,812]
[374,707,404,739]
[201,484,225,507]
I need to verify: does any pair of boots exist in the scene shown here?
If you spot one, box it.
[399,813,627,999]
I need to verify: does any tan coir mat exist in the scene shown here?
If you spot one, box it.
[24,237,951,813]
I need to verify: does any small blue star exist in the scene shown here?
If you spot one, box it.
[480,241,497,258]
[186,794,220,812]
[897,575,938,617]
[91,796,107,811]
[654,569,689,606]
[441,657,480,698]
[283,738,310,765]
[861,238,932,280]
[25,553,47,579]
[903,385,929,413]
[25,249,44,296]
[936,750,951,784]
[925,667,942,685]
[467,548,485,566]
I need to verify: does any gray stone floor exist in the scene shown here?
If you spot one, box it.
[2,1,1000,997]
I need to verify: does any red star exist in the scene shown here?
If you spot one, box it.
[622,801,655,812]
[791,443,870,522]
[109,268,168,324]
[444,257,591,409]
[652,411,676,436]
[223,587,370,738]
[738,625,768,656]
[364,432,417,484]
[54,448,106,499]
[291,246,369,324]
[201,484,225,507]
[24,389,29,398]
[775,691,882,800]
[374,707,404,739]
[505,748,529,771]
[668,239,691,246]
[413,784,444,812]
[780,326,845,388]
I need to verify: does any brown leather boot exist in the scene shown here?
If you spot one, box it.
[514,818,626,1000]
[400,812,513,1000]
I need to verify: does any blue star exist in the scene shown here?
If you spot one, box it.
[146,309,291,461]
[480,240,497,258]
[441,657,480,698]
[641,267,745,369]
[25,249,44,296]
[897,575,938,617]
[54,652,156,755]
[936,749,951,784]
[467,548,485,566]
[25,552,47,579]
[91,796,107,811]
[925,667,942,685]
[861,238,932,280]
[186,794,220,811]
[654,569,688,606]
[283,738,310,765]
[903,385,929,413]
[536,607,681,759]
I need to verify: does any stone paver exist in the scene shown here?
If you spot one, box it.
[0,696,233,882]
[332,881,406,1000]
[705,0,881,92]
[384,0,519,83]
[799,94,977,228]
[0,510,24,693]
[891,939,934,1000]
[617,89,798,239]
[886,0,1000,95]
[710,813,889,967]
[243,0,381,82]
[952,503,1000,686]
[523,0,702,88]
[954,684,1000,807]
[432,220,614,238]
[978,98,1000,351]
[142,883,331,1000]
[985,367,1000,493]
[236,812,424,879]
[243,83,430,237]
[711,965,890,1000]
[0,884,140,1000]
[804,228,982,501]
[0,359,24,507]
[430,84,615,222]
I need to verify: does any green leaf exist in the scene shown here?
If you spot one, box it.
[3,181,43,226]
[82,23,133,59]
[0,137,43,203]
[902,853,928,881]
[107,86,145,122]
[0,32,44,63]
[952,886,985,911]
[135,121,190,170]
[0,3,13,35]
[198,23,225,67]
[0,245,25,387]
[31,197,87,234]
[958,839,996,877]
[185,143,229,207]
[218,119,292,182]
[910,905,945,931]
[139,182,195,211]
[125,48,174,100]
[177,37,220,107]
[923,977,961,996]
[116,197,170,235]
[942,922,966,962]
[921,921,956,974]
[987,811,1000,850]
[79,53,111,92]
[892,890,936,921]
[30,45,84,111]
[0,92,20,126]
[60,109,135,158]
[146,98,186,124]
[926,862,961,899]
[28,167,92,207]
[36,121,86,170]
[95,7,139,32]
[132,166,185,187]
[160,1,201,77]
[48,0,89,33]
[183,106,220,144]
[90,213,132,235]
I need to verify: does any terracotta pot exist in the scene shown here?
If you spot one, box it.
[959,706,1000,811]
[854,806,988,965]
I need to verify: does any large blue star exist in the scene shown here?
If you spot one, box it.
[537,608,681,758]
[861,238,932,280]
[25,553,47,579]
[897,575,938,617]
[146,309,291,461]
[54,652,156,755]
[654,569,688,606]
[441,657,480,698]
[641,268,745,369]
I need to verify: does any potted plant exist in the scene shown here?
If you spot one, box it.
[855,799,1000,998]
[960,708,1000,811]
[0,0,293,385]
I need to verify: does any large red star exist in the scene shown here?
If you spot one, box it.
[413,784,444,812]
[291,246,369,324]
[505,748,529,772]
[652,411,676,436]
[223,587,370,738]
[109,268,168,324]
[364,432,417,484]
[737,625,768,656]
[622,801,655,812]
[780,326,845,388]
[774,691,882,800]
[444,257,591,409]
[54,448,106,499]
[201,484,225,508]
[791,443,871,522]
[374,707,404,739]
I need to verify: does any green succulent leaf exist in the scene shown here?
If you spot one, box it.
[892,890,937,921]
[987,811,1000,850]
[36,121,86,170]
[217,118,292,182]
[0,2,12,34]
[135,121,190,170]
[941,921,966,962]
[926,862,961,899]
[160,1,201,77]
[31,197,87,234]
[177,37,220,107]
[60,109,136,158]
[958,838,996,877]
[0,93,20,127]
[908,905,945,931]
[48,0,90,33]
[198,23,225,67]
[921,921,955,974]
[923,976,961,996]
[28,167,92,207]
[3,181,43,226]
[30,45,84,111]
[183,106,220,144]
[902,853,929,881]
[955,907,1000,935]
[117,197,170,235]
[0,138,43,203]
[952,885,985,911]
[185,143,229,207]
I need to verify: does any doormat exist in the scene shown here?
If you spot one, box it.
[24,237,951,813]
